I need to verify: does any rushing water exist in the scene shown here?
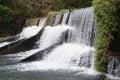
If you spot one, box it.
[0,17,47,48]
[0,7,119,80]
[0,52,118,80]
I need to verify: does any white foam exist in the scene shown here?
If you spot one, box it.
[38,25,71,49]
[106,74,120,80]
[4,43,95,72]
[43,43,95,66]
[0,17,47,48]
[19,26,42,39]
[0,42,12,48]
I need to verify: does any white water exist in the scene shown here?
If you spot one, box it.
[62,12,69,25]
[0,42,12,48]
[13,7,96,74]
[19,26,41,39]
[32,7,97,76]
[68,7,96,46]
[0,26,39,48]
[2,43,95,72]
[0,26,41,48]
[107,57,120,78]
[0,7,99,76]
[19,17,47,39]
[0,17,47,48]
[38,17,47,27]
[38,25,71,49]
[0,7,120,80]
[51,14,61,26]
[17,7,96,72]
[42,43,95,68]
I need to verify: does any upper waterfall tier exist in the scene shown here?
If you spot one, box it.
[67,7,96,46]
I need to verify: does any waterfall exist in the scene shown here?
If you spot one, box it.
[50,14,62,26]
[40,43,95,69]
[0,17,47,48]
[1,7,120,79]
[0,7,97,73]
[37,25,71,50]
[107,57,120,77]
[62,12,70,25]
[68,7,96,46]
[19,7,96,71]
[19,17,47,39]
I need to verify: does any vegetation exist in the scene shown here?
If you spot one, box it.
[0,0,49,36]
[93,0,120,72]
[60,0,92,9]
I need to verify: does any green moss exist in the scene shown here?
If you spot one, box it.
[0,5,14,24]
[93,0,120,72]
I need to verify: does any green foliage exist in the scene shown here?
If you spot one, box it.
[0,5,14,24]
[60,0,92,9]
[52,0,93,10]
[0,0,12,7]
[93,0,120,72]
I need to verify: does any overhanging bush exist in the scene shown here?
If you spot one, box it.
[93,0,120,72]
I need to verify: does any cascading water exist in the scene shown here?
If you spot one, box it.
[62,12,70,25]
[19,17,47,39]
[107,57,120,77]
[18,7,96,71]
[37,25,71,50]
[39,43,95,70]
[53,7,96,69]
[1,6,120,80]
[0,17,47,48]
[68,7,96,46]
[1,7,111,80]
[50,14,61,26]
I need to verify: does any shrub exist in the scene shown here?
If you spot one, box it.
[93,0,120,72]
